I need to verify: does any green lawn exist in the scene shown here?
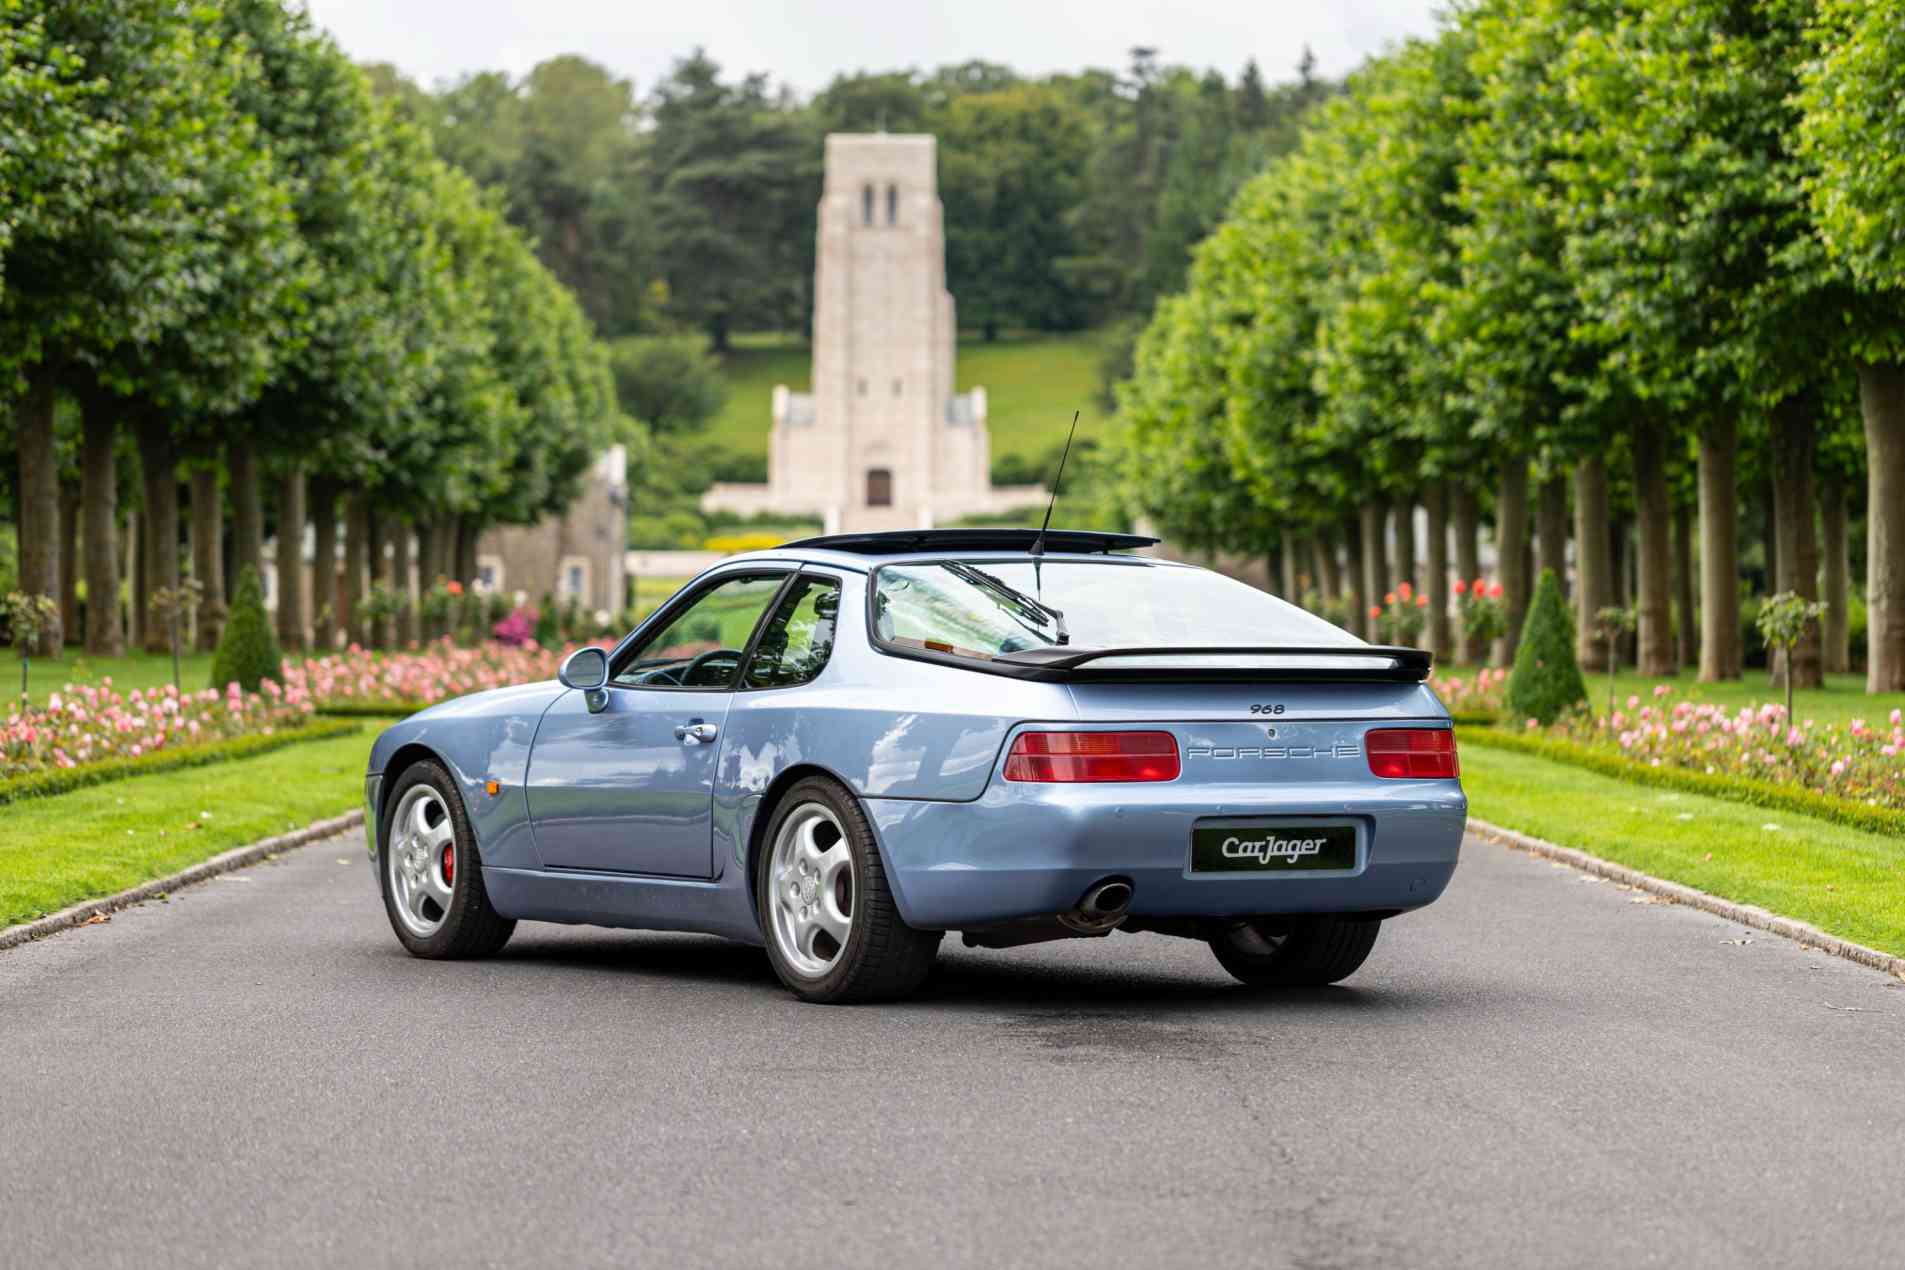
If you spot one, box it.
[0,722,385,928]
[10,648,215,707]
[1588,667,1901,729]
[708,329,1109,475]
[1461,743,1905,957]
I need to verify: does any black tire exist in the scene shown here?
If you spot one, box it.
[379,759,515,959]
[755,775,940,1003]
[1208,916,1381,987]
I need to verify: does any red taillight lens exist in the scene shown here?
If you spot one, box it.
[1365,728,1459,779]
[1003,731,1181,782]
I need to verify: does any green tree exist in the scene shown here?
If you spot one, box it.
[609,334,726,433]
[1508,569,1587,725]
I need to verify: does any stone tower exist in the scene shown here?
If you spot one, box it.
[700,133,1043,534]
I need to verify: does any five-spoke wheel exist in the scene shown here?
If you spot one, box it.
[755,776,940,1003]
[379,760,515,959]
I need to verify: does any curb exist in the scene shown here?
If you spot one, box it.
[1469,816,1905,981]
[0,810,366,953]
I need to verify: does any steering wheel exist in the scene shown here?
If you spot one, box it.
[681,648,744,686]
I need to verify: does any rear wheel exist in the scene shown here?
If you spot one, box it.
[380,760,515,959]
[756,776,940,1003]
[1209,916,1381,987]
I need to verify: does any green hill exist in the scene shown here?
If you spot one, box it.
[708,330,1112,481]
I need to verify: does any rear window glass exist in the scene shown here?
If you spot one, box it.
[870,561,1357,661]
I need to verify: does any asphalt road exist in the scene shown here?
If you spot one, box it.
[2,829,1902,1270]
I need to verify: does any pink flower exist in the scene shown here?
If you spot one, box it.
[1486,582,1503,599]
[1453,578,1468,596]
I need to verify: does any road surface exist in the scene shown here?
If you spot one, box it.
[2,828,1901,1268]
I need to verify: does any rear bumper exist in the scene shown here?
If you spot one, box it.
[864,780,1466,929]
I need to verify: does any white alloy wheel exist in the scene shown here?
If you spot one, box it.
[389,784,457,938]
[767,801,856,977]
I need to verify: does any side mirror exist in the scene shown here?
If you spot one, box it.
[558,646,609,692]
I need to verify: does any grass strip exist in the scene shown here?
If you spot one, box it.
[0,718,362,806]
[1459,725,1905,839]
[0,724,385,928]
[1461,745,1905,958]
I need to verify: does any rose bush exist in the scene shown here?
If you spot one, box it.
[283,639,568,708]
[2,678,315,778]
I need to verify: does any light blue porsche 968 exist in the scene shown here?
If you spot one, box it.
[366,529,1465,1002]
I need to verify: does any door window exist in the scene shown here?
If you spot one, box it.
[612,573,786,689]
[745,575,842,689]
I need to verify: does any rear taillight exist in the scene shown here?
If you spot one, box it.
[1003,731,1180,782]
[1365,728,1459,779]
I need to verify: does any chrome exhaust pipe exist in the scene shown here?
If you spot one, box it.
[1059,879,1133,934]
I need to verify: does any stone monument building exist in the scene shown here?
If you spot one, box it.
[700,133,1044,533]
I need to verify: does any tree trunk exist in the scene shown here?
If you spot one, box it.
[454,515,479,586]
[1631,420,1675,676]
[1343,514,1367,641]
[1424,483,1449,661]
[58,485,80,642]
[275,467,306,652]
[1453,485,1480,665]
[390,517,413,647]
[1697,417,1741,681]
[310,478,339,651]
[1769,391,1822,690]
[1391,498,1416,592]
[1857,360,1905,692]
[1537,472,1569,598]
[366,505,386,647]
[1359,501,1387,640]
[190,467,225,652]
[1820,470,1850,676]
[228,438,264,587]
[129,514,146,652]
[1674,499,1697,670]
[14,365,63,655]
[1312,531,1342,609]
[135,414,180,655]
[1761,476,1778,601]
[1573,455,1614,672]
[345,493,370,648]
[80,396,123,656]
[1495,459,1531,666]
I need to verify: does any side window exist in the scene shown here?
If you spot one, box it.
[746,575,842,690]
[611,574,786,690]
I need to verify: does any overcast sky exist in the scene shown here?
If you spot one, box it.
[303,0,1446,97]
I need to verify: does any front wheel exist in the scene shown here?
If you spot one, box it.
[1209,916,1381,987]
[756,776,940,1003]
[380,760,515,959]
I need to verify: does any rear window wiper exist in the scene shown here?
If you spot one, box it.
[942,562,1069,646]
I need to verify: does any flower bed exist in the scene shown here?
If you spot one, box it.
[1429,666,1508,722]
[1544,694,1905,813]
[2,678,317,780]
[285,639,568,712]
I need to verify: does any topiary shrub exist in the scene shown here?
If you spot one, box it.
[211,567,283,693]
[533,592,559,648]
[1507,568,1587,725]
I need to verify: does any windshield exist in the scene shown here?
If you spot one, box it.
[871,560,1359,661]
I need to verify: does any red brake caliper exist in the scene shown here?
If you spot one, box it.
[441,843,455,886]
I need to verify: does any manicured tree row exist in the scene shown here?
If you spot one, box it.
[1,2,630,665]
[1116,0,1903,693]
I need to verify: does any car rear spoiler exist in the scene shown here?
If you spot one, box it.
[992,645,1434,684]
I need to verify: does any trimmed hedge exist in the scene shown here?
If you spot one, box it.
[1458,725,1905,840]
[0,718,362,806]
[315,700,427,718]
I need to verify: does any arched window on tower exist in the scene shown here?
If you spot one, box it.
[886,183,898,225]
[862,183,874,226]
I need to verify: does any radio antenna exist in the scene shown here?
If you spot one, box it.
[1029,411,1080,560]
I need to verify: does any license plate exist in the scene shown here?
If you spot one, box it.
[1190,821,1357,874]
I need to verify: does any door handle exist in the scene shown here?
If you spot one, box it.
[674,721,718,745]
